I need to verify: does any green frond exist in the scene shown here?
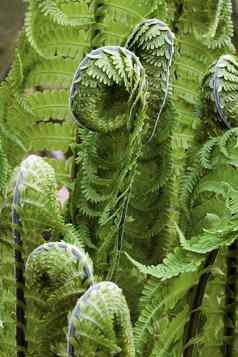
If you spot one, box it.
[125,248,203,281]
[134,273,198,356]
[25,57,79,89]
[149,305,189,357]
[29,122,74,152]
[126,18,174,141]
[11,155,61,233]
[0,139,10,197]
[193,0,234,50]
[32,0,95,27]
[25,89,71,120]
[198,138,219,169]
[25,2,92,59]
[70,46,146,132]
[176,220,238,254]
[94,0,169,46]
[69,45,147,275]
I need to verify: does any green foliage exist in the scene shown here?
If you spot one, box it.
[1,1,238,357]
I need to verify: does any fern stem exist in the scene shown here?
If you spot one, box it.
[173,0,183,34]
[12,171,27,357]
[183,250,218,357]
[224,241,238,357]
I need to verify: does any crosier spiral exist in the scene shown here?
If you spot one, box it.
[67,282,135,357]
[69,46,147,276]
[25,241,93,357]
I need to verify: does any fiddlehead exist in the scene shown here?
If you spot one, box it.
[124,19,176,262]
[70,46,146,133]
[12,154,61,357]
[202,54,238,130]
[25,242,93,357]
[69,46,147,275]
[10,154,86,356]
[67,281,135,357]
[126,18,174,142]
[183,66,238,355]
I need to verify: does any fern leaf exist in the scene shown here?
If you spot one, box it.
[25,2,92,59]
[34,0,95,27]
[134,273,198,356]
[125,249,203,280]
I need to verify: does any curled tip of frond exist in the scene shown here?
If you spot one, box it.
[25,241,93,297]
[67,281,135,357]
[126,18,174,49]
[69,46,146,133]
[126,18,174,142]
[14,154,56,184]
[11,154,61,230]
[202,54,238,129]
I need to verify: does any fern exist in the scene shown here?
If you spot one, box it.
[32,0,96,27]
[202,54,238,128]
[126,18,174,142]
[69,45,147,276]
[25,241,93,356]
[1,1,238,356]
[0,139,10,197]
[9,155,61,355]
[134,274,198,356]
[125,249,203,281]
[94,0,170,47]
[24,1,93,59]
[67,281,135,356]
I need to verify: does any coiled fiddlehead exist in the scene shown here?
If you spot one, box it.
[25,242,93,357]
[182,57,238,355]
[126,18,174,143]
[12,154,61,357]
[123,19,175,262]
[202,54,238,130]
[67,281,135,357]
[69,46,147,275]
[11,155,86,356]
[70,46,146,133]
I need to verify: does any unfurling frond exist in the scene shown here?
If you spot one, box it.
[12,155,61,232]
[69,46,147,275]
[25,241,93,357]
[70,46,146,133]
[126,18,174,141]
[67,281,135,357]
[202,54,238,128]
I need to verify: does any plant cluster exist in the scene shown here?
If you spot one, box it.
[1,0,238,356]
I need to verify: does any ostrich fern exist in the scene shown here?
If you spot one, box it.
[1,0,238,356]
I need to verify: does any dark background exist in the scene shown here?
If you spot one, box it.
[0,0,25,78]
